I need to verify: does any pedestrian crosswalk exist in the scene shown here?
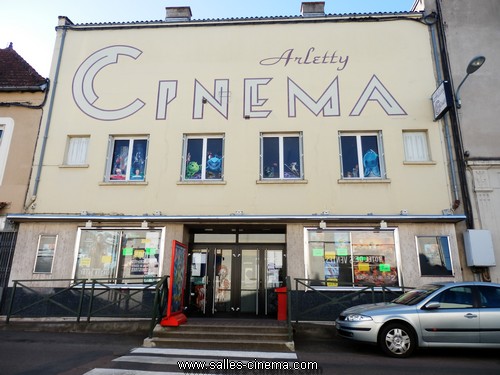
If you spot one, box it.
[83,347,299,375]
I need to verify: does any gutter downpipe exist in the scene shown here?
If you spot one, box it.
[32,18,69,199]
[434,1,473,229]
[426,13,460,207]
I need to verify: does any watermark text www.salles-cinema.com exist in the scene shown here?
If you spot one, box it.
[178,358,322,374]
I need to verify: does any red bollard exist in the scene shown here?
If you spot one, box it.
[274,286,287,321]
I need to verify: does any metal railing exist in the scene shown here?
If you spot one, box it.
[285,276,293,341]
[148,275,169,337]
[5,275,408,340]
[6,278,88,323]
[292,278,408,323]
[5,276,169,337]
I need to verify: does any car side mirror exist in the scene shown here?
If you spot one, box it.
[423,301,440,310]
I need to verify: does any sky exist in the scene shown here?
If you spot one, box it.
[0,0,416,78]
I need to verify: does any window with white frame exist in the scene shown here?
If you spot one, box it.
[417,236,453,276]
[74,229,162,283]
[182,135,224,181]
[305,229,399,287]
[34,235,57,273]
[0,118,14,185]
[403,131,431,162]
[64,136,90,165]
[339,132,385,179]
[107,136,148,181]
[261,133,303,180]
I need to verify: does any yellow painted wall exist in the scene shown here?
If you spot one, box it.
[0,92,44,214]
[30,18,451,217]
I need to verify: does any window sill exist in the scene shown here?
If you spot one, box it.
[177,180,227,185]
[59,164,89,168]
[403,161,436,165]
[257,179,308,184]
[338,178,391,184]
[99,181,148,186]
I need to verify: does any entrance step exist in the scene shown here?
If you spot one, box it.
[143,318,295,352]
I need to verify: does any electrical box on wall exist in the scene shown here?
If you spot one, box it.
[463,229,496,267]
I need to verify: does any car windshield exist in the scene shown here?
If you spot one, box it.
[391,284,442,305]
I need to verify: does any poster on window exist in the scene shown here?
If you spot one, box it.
[332,232,352,285]
[76,230,119,280]
[161,240,188,326]
[353,255,397,286]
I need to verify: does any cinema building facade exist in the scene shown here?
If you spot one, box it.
[6,4,469,319]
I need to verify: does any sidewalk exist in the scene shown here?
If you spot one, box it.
[0,315,152,334]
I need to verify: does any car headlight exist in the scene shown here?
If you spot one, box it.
[345,314,373,322]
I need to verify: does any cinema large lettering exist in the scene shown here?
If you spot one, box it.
[72,45,406,121]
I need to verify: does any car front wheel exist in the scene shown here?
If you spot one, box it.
[378,322,416,358]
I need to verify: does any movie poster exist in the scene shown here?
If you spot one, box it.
[167,241,187,315]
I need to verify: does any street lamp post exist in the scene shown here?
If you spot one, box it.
[455,55,486,108]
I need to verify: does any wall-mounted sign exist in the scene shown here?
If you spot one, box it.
[431,81,453,120]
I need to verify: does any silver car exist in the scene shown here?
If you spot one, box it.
[335,281,500,357]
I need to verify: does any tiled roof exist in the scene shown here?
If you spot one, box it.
[0,43,46,89]
[71,11,418,27]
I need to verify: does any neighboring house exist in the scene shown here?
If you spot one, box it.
[413,0,499,283]
[6,3,468,319]
[0,43,47,303]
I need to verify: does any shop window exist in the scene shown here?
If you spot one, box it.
[260,133,303,180]
[106,136,148,181]
[74,229,162,283]
[182,135,224,181]
[64,136,90,165]
[34,235,57,273]
[306,229,399,287]
[403,131,431,162]
[339,132,385,179]
[417,236,453,276]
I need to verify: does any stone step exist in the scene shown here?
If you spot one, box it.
[154,323,289,334]
[152,329,289,341]
[144,319,295,352]
[143,336,295,352]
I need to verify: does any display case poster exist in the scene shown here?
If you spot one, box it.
[353,255,390,285]
[166,241,188,318]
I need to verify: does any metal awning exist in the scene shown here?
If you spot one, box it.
[6,213,466,224]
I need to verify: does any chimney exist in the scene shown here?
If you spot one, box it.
[165,6,192,22]
[301,2,326,17]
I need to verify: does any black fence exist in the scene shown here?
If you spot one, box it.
[4,276,169,336]
[0,231,17,308]
[290,278,407,322]
[4,274,407,340]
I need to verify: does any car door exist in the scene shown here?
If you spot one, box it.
[477,285,500,344]
[418,286,479,344]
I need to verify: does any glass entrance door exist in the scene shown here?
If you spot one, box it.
[188,245,284,316]
[239,248,284,315]
[240,249,259,313]
[214,248,233,313]
[189,247,233,315]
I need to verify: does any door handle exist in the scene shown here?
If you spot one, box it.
[464,313,478,319]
